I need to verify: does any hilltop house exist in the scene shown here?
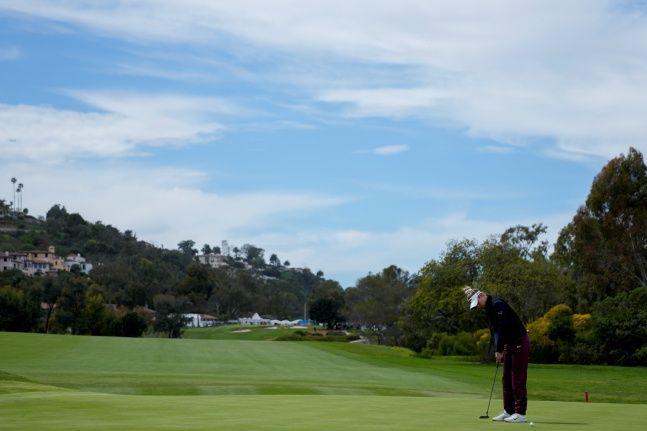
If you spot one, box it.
[197,252,228,268]
[0,246,93,276]
[64,253,93,274]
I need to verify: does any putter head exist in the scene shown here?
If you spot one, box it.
[479,415,489,419]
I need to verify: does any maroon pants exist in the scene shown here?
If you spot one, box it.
[502,334,530,415]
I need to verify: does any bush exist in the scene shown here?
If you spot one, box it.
[528,304,581,363]
[591,287,647,365]
[420,331,479,357]
[557,337,598,364]
[475,329,491,357]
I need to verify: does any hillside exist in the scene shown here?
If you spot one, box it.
[0,205,336,336]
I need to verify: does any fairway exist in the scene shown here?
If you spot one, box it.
[1,332,646,431]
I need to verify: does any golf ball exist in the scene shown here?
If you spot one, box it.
[529,422,534,427]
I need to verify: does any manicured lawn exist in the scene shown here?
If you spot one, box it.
[3,392,647,431]
[183,324,309,341]
[1,331,646,430]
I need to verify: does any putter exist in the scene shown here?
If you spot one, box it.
[479,361,499,419]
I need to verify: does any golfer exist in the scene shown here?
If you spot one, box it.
[464,286,530,423]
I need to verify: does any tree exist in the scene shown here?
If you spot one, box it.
[153,294,191,338]
[177,240,197,257]
[269,253,281,267]
[242,244,265,267]
[11,177,16,212]
[180,263,217,309]
[554,147,647,310]
[479,224,568,321]
[308,280,345,328]
[0,285,38,332]
[201,244,212,255]
[119,309,149,337]
[53,273,90,334]
[400,239,481,351]
[40,277,62,333]
[400,227,567,353]
[591,286,647,365]
[346,265,414,345]
[82,284,109,335]
[0,198,9,216]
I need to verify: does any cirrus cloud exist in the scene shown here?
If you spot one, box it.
[0,91,237,161]
[3,1,647,160]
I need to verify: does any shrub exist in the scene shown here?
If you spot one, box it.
[420,331,479,357]
[592,287,647,365]
[528,304,575,363]
[475,328,490,356]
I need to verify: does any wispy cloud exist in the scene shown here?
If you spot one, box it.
[248,211,573,285]
[373,144,409,156]
[477,145,515,154]
[1,160,349,251]
[354,144,410,156]
[0,45,21,61]
[349,179,518,200]
[111,63,213,82]
[0,91,239,161]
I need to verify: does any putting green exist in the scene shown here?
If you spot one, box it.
[2,392,646,431]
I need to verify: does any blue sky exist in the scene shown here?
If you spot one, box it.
[1,1,646,286]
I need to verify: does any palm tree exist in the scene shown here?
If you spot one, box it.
[17,183,23,213]
[11,177,16,213]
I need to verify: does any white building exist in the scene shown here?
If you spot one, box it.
[197,253,228,268]
[64,253,93,274]
[1,252,16,272]
[184,313,218,327]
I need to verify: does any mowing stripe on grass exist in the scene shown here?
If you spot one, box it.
[1,392,646,431]
[1,332,646,402]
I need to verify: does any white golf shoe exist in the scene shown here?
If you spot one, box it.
[504,413,527,423]
[492,411,511,421]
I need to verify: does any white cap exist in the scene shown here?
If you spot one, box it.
[463,286,480,309]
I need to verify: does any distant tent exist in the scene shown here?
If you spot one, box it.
[239,312,270,325]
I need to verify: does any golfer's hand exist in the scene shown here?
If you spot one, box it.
[495,352,503,363]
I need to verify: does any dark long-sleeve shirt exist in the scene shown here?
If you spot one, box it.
[484,295,527,353]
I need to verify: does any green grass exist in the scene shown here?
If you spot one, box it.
[1,331,646,430]
[183,324,309,341]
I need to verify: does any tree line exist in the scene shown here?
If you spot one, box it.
[1,148,647,364]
